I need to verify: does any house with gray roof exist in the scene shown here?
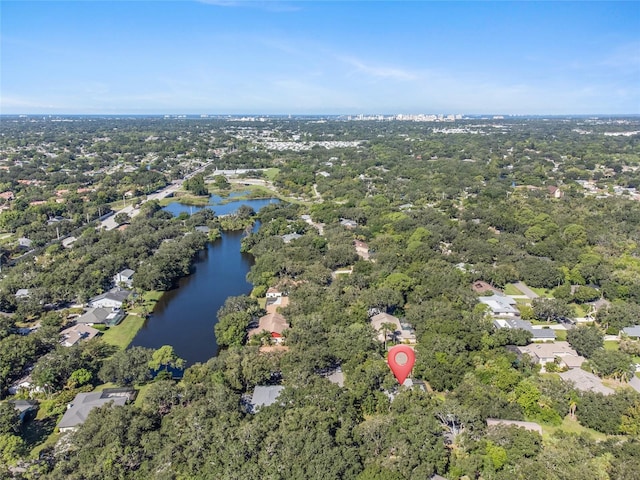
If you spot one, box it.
[479,294,520,317]
[250,386,284,413]
[340,218,358,229]
[58,389,136,432]
[113,269,135,288]
[622,325,640,339]
[10,400,37,422]
[15,289,30,299]
[559,368,614,395]
[75,307,124,326]
[88,288,131,309]
[281,232,302,244]
[494,318,556,341]
[17,237,32,249]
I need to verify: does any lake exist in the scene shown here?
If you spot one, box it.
[163,191,279,217]
[130,196,277,365]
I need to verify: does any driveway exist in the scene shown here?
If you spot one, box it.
[512,282,539,300]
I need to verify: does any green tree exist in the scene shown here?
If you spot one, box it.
[149,345,185,373]
[566,325,604,358]
[0,403,19,434]
[98,346,153,386]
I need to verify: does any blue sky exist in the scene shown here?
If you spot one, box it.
[1,1,639,115]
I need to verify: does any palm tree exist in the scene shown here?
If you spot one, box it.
[381,322,398,350]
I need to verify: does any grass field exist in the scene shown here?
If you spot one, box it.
[102,315,146,350]
[530,286,554,297]
[604,340,620,351]
[264,168,280,181]
[541,415,610,442]
[555,329,567,341]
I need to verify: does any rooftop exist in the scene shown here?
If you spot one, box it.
[250,385,284,412]
[559,368,614,395]
[58,389,136,430]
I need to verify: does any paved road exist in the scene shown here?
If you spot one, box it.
[100,159,215,231]
[512,282,539,300]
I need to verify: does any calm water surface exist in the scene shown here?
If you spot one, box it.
[130,196,277,365]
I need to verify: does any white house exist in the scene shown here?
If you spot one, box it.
[88,288,131,309]
[113,269,135,288]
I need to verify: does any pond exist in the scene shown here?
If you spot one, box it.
[163,191,279,217]
[130,196,278,365]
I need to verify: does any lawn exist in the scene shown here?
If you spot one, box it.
[530,286,554,297]
[555,329,567,341]
[26,419,59,459]
[571,303,588,317]
[604,340,620,351]
[541,415,610,443]
[504,283,524,295]
[101,315,146,350]
[133,383,153,408]
[264,168,280,181]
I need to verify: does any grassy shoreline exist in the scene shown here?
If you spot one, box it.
[102,290,164,350]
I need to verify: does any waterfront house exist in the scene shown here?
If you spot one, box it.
[60,324,100,347]
[248,313,290,343]
[88,288,131,309]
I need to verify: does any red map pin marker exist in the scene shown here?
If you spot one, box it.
[387,345,415,384]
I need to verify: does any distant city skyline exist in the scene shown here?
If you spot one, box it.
[1,1,639,115]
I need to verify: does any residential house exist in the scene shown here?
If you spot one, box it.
[58,389,136,432]
[0,191,15,201]
[60,324,100,347]
[266,288,282,299]
[15,289,30,299]
[17,237,32,249]
[340,218,358,229]
[248,312,290,343]
[471,281,501,295]
[113,269,135,288]
[354,240,370,260]
[88,288,131,309]
[281,233,302,244]
[75,307,125,327]
[370,312,417,344]
[8,374,42,396]
[10,400,37,422]
[249,385,284,413]
[559,368,614,395]
[622,325,640,339]
[194,226,210,234]
[494,318,556,341]
[479,294,520,317]
[548,186,564,198]
[515,341,584,369]
[326,368,345,387]
[486,418,543,435]
[266,295,289,315]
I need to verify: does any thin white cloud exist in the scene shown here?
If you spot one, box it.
[338,56,419,81]
[196,0,300,12]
